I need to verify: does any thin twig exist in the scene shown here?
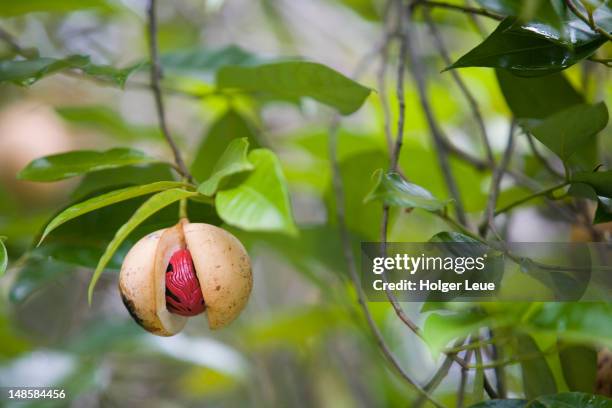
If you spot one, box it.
[412,0,504,20]
[480,120,515,238]
[326,14,443,405]
[0,26,32,57]
[493,181,569,216]
[525,131,564,179]
[457,348,474,408]
[565,0,612,42]
[377,1,397,156]
[380,0,423,336]
[424,11,494,166]
[403,4,468,226]
[147,0,193,182]
[588,57,612,67]
[464,0,487,38]
[328,120,443,408]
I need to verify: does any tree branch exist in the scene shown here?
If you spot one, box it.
[147,0,193,182]
[412,0,504,20]
[403,4,468,226]
[424,11,494,166]
[525,131,564,179]
[480,120,515,238]
[493,181,569,217]
[0,26,35,57]
[379,1,423,335]
[565,0,612,42]
[328,119,443,408]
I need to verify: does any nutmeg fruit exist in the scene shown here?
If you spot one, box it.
[118,220,252,336]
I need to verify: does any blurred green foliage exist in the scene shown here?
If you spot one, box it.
[0,0,611,407]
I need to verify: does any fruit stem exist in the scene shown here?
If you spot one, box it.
[179,197,188,219]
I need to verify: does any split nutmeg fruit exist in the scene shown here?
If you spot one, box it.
[118,219,252,336]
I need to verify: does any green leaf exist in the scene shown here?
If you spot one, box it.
[446,17,605,77]
[594,197,612,224]
[528,103,608,163]
[0,0,117,17]
[470,348,485,405]
[198,138,254,196]
[71,163,175,201]
[423,309,491,355]
[0,238,7,277]
[0,55,138,87]
[18,148,158,182]
[157,45,263,80]
[35,196,218,271]
[496,70,583,120]
[216,149,297,235]
[526,303,612,347]
[559,344,597,393]
[429,231,482,244]
[517,334,557,399]
[80,62,141,87]
[468,400,527,408]
[474,0,609,48]
[572,170,612,198]
[532,392,612,407]
[191,109,260,183]
[364,169,450,211]
[39,181,188,245]
[0,55,89,85]
[87,188,196,303]
[216,61,371,115]
[9,256,74,304]
[56,105,161,140]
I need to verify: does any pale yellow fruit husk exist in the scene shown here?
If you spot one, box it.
[183,223,252,330]
[118,228,187,336]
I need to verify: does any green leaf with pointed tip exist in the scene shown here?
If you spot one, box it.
[0,55,138,87]
[0,238,7,277]
[71,163,175,201]
[559,344,597,393]
[88,188,197,303]
[191,110,260,183]
[0,0,117,16]
[364,169,450,211]
[528,103,608,164]
[496,70,583,120]
[216,149,297,235]
[216,61,371,114]
[56,105,161,141]
[198,138,254,196]
[475,0,610,49]
[447,17,605,77]
[156,45,264,80]
[533,392,612,407]
[39,181,188,245]
[18,148,158,182]
[517,334,557,399]
[572,170,612,198]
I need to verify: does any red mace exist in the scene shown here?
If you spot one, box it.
[165,249,206,316]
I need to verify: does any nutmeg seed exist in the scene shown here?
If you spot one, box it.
[118,220,252,336]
